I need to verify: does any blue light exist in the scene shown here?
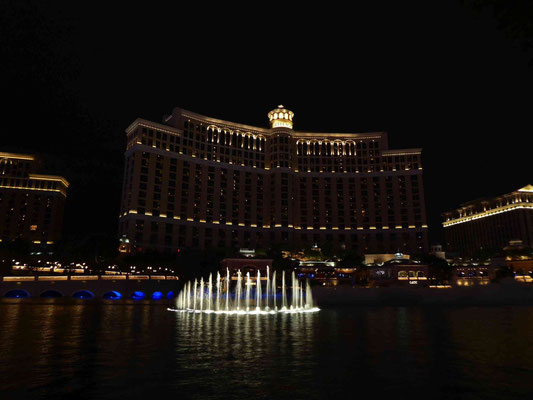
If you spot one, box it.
[131,291,145,300]
[73,290,94,299]
[166,291,175,299]
[103,291,122,300]
[4,289,30,298]
[152,291,163,300]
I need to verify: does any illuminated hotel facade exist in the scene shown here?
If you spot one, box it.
[0,152,69,246]
[119,106,428,254]
[442,185,533,256]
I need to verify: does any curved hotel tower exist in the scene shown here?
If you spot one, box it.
[119,106,428,254]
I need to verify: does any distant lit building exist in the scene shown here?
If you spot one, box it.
[220,258,273,276]
[0,152,69,246]
[442,185,533,256]
[364,252,411,264]
[296,260,339,283]
[369,255,428,287]
[500,240,533,282]
[119,106,428,254]
[451,263,493,286]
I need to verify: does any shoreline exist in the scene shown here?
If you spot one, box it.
[313,280,533,306]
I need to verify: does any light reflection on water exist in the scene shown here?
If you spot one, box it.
[1,300,533,400]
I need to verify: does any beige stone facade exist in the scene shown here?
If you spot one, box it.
[119,107,428,254]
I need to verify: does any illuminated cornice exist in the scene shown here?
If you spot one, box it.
[29,174,69,188]
[518,184,533,193]
[0,184,66,196]
[168,108,389,140]
[126,119,182,136]
[293,132,384,140]
[178,109,270,135]
[382,149,422,156]
[0,152,35,161]
[443,203,533,227]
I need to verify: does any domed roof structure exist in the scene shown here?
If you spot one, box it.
[267,105,294,129]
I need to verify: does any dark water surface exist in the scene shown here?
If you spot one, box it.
[1,300,532,400]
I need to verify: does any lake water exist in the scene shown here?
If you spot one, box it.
[1,300,532,399]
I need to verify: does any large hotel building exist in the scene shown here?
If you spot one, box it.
[119,106,428,254]
[443,185,533,256]
[0,152,69,247]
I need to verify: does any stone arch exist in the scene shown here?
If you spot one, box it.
[4,289,30,298]
[103,291,122,300]
[152,291,164,300]
[130,291,146,300]
[72,290,94,299]
[40,290,63,298]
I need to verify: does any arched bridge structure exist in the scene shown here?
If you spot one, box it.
[0,275,180,300]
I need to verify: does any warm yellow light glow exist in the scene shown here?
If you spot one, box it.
[0,152,35,161]
[443,203,533,227]
[38,276,68,281]
[272,120,293,129]
[0,184,66,196]
[3,276,36,282]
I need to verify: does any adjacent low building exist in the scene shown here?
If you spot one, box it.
[442,185,533,257]
[369,256,428,287]
[0,152,69,248]
[451,263,493,286]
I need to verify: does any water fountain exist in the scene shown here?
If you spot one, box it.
[169,268,319,314]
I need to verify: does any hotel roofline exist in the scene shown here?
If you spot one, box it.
[442,185,533,227]
[156,107,391,142]
[1,152,70,195]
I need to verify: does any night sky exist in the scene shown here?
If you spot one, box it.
[1,1,532,247]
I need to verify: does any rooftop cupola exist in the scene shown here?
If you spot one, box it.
[268,105,294,130]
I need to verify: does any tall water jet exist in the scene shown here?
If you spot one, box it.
[281,271,287,310]
[226,268,230,311]
[236,270,242,310]
[256,270,262,310]
[186,285,189,309]
[193,279,197,310]
[291,271,298,309]
[245,272,251,312]
[199,277,204,311]
[272,270,277,311]
[299,281,304,309]
[265,266,270,311]
[306,279,313,309]
[207,273,213,311]
[216,272,221,311]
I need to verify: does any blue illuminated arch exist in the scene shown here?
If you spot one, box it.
[72,290,94,299]
[4,289,30,298]
[130,291,145,300]
[152,291,163,300]
[103,291,122,300]
[166,291,175,299]
[40,290,63,298]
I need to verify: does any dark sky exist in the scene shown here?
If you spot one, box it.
[1,1,532,246]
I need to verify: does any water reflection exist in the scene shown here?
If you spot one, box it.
[0,300,533,400]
